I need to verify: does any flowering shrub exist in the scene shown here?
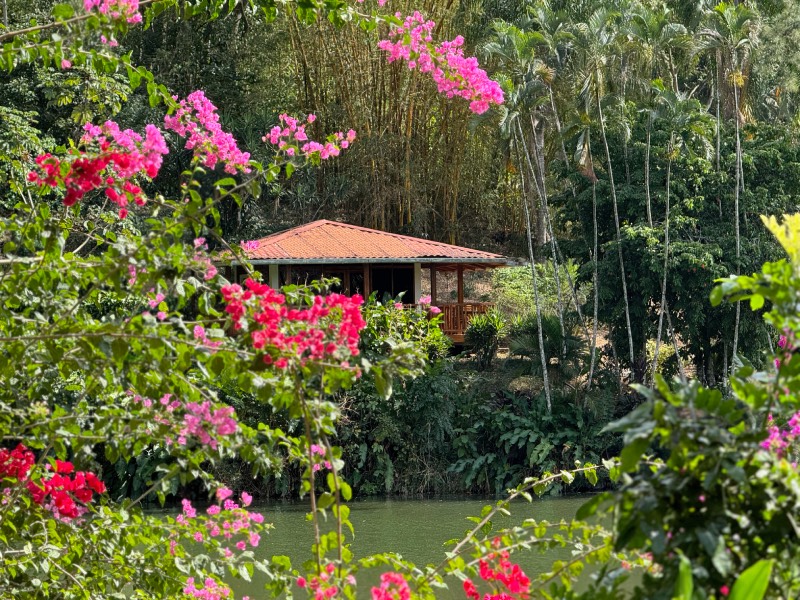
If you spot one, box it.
[83,0,142,24]
[264,113,356,165]
[378,12,504,114]
[164,91,251,174]
[28,120,168,217]
[221,278,366,365]
[1,444,106,521]
[372,571,412,600]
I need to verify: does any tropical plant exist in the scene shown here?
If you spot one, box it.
[698,1,760,382]
[465,309,508,371]
[650,84,713,383]
[573,7,637,371]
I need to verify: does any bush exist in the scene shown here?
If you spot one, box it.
[508,311,586,383]
[465,309,507,370]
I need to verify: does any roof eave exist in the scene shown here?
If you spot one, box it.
[227,257,524,267]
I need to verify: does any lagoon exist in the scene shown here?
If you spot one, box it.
[233,495,588,598]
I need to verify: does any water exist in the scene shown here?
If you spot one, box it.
[236,495,588,598]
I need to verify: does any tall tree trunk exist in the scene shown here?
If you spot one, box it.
[516,129,552,412]
[731,77,743,379]
[644,112,653,227]
[665,301,686,383]
[651,136,673,384]
[596,83,635,368]
[715,50,722,217]
[549,86,569,164]
[520,119,567,359]
[668,48,679,92]
[588,174,599,390]
[547,87,591,342]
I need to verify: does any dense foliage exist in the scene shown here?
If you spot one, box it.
[3,1,800,600]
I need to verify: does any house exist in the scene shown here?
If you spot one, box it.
[226,220,522,342]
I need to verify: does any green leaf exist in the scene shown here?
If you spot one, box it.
[340,481,352,501]
[620,437,649,472]
[575,492,608,520]
[675,553,693,600]
[585,467,598,486]
[52,4,75,19]
[749,294,764,310]
[729,560,773,600]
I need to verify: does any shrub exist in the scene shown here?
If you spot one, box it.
[508,311,586,383]
[465,309,507,370]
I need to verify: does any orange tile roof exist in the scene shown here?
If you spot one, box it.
[239,220,517,266]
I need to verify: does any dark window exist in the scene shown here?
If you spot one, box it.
[371,267,413,302]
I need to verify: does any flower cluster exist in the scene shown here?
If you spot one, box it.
[310,444,332,473]
[775,333,795,369]
[83,0,142,24]
[183,577,250,600]
[220,278,366,366]
[377,12,503,114]
[371,572,411,600]
[417,294,441,315]
[463,542,530,600]
[356,0,388,6]
[131,394,238,451]
[191,238,219,281]
[263,114,356,162]
[28,121,168,218]
[0,444,35,480]
[761,411,800,458]
[164,91,251,174]
[297,563,356,600]
[193,325,223,350]
[0,444,106,521]
[174,490,264,559]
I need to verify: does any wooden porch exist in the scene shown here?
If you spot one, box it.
[438,302,494,343]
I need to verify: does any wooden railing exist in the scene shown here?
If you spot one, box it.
[402,302,494,342]
[438,303,494,343]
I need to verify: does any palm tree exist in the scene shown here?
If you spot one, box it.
[649,85,713,383]
[481,43,555,409]
[526,1,574,163]
[514,119,553,413]
[625,3,690,226]
[566,110,601,389]
[485,21,572,360]
[698,2,759,381]
[572,8,636,369]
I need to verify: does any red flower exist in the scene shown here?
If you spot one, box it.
[463,578,479,600]
[54,459,74,474]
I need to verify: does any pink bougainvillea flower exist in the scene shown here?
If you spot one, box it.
[164,91,251,174]
[83,0,142,24]
[377,12,503,114]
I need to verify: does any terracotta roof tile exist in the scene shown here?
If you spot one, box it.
[241,220,515,264]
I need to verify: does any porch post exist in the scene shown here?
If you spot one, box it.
[413,263,422,303]
[268,264,280,289]
[363,264,371,297]
[457,264,464,304]
[429,266,437,305]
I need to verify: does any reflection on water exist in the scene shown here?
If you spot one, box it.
[232,495,589,598]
